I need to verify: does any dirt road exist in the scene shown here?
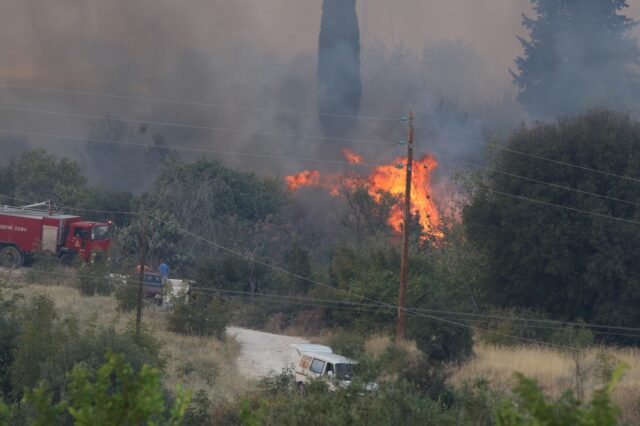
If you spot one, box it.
[228,326,309,379]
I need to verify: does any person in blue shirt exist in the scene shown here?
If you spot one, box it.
[159,260,170,286]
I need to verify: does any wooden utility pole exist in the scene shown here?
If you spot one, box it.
[397,110,414,341]
[136,214,148,337]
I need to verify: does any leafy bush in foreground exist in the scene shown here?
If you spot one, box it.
[495,365,626,426]
[24,352,190,425]
[8,295,163,403]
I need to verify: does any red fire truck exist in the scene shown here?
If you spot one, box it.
[0,205,112,267]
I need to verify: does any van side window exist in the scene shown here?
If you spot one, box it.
[299,355,312,369]
[310,359,325,374]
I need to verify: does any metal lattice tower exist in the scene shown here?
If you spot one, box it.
[360,0,395,61]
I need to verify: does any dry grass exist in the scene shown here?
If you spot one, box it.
[365,334,421,362]
[0,270,250,403]
[451,343,640,423]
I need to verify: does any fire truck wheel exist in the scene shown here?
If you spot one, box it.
[60,253,75,266]
[0,246,24,268]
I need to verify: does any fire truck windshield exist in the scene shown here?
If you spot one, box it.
[91,225,110,241]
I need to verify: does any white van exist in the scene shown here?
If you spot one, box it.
[291,344,357,391]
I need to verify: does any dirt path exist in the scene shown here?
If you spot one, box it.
[228,326,309,379]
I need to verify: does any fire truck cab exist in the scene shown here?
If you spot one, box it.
[0,206,112,267]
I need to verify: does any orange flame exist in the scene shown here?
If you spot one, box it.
[284,170,321,191]
[368,154,441,235]
[285,150,442,237]
[341,148,364,164]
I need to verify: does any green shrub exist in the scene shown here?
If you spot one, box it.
[258,366,296,395]
[24,351,190,425]
[9,295,163,402]
[0,396,8,426]
[0,296,18,399]
[495,365,626,425]
[328,329,366,358]
[399,356,454,404]
[182,390,212,426]
[76,262,111,296]
[476,309,556,347]
[549,325,594,350]
[114,276,139,312]
[407,318,473,364]
[241,380,455,426]
[167,294,229,338]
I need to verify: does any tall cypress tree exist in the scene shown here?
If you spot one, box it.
[512,0,640,118]
[317,0,362,137]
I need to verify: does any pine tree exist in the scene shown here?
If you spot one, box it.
[317,0,362,137]
[512,0,640,118]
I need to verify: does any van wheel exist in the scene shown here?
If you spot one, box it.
[0,246,23,268]
[297,382,305,393]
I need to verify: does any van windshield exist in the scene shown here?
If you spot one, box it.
[91,225,110,241]
[335,363,355,381]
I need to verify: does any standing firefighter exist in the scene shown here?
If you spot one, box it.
[159,260,170,286]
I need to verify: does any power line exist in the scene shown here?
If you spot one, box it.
[9,267,640,340]
[0,128,388,168]
[478,186,640,226]
[5,103,640,210]
[171,225,578,350]
[5,83,639,184]
[10,109,640,213]
[431,150,640,208]
[2,259,635,335]
[0,83,400,123]
[4,178,640,340]
[415,122,640,184]
[0,104,398,146]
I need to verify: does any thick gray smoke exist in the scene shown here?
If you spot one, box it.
[6,0,634,193]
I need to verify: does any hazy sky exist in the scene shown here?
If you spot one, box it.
[2,0,640,87]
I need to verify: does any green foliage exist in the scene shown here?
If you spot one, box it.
[0,295,19,399]
[112,211,186,275]
[328,238,474,363]
[318,0,361,135]
[77,261,112,296]
[127,158,287,273]
[283,242,312,294]
[0,149,135,226]
[4,149,87,207]
[196,256,272,294]
[241,379,455,426]
[257,366,296,395]
[9,295,163,402]
[167,293,229,338]
[182,390,212,426]
[114,276,139,312]
[328,329,366,358]
[549,325,594,350]
[0,397,8,426]
[464,111,640,342]
[513,1,639,117]
[25,352,190,426]
[495,365,626,425]
[476,309,558,347]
